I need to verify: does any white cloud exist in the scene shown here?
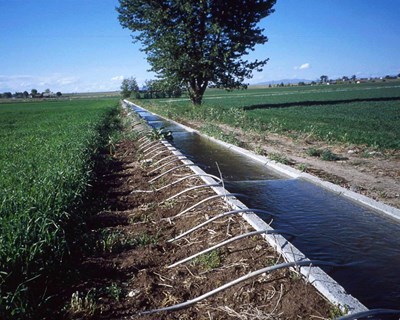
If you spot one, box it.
[111,75,124,82]
[294,63,311,70]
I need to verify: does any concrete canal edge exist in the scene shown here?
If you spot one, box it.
[124,100,369,314]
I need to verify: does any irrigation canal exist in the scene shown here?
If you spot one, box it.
[130,104,400,311]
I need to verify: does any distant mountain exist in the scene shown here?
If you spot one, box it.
[253,79,312,86]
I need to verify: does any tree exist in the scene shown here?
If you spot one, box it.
[120,77,139,98]
[56,92,62,97]
[320,75,329,84]
[23,91,29,98]
[117,0,276,105]
[31,89,38,97]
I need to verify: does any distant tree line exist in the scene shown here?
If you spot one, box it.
[120,77,182,99]
[0,88,62,99]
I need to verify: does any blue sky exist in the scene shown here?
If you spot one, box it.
[0,0,399,93]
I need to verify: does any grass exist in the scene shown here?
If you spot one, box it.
[133,81,400,150]
[0,98,119,318]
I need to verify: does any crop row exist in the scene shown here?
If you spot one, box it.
[135,83,400,149]
[0,99,119,318]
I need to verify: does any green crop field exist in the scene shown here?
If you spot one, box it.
[136,81,400,149]
[0,98,119,317]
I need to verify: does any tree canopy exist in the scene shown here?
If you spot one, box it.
[117,0,276,105]
[120,77,139,98]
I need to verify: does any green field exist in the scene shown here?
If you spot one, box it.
[0,98,119,317]
[136,81,400,149]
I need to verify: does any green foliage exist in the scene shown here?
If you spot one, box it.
[200,123,242,146]
[147,127,173,141]
[90,229,158,254]
[192,250,221,270]
[268,152,291,165]
[0,99,119,318]
[306,148,323,157]
[137,81,400,149]
[306,148,340,161]
[68,289,98,317]
[117,0,276,105]
[105,283,123,302]
[120,77,139,98]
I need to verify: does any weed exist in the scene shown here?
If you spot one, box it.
[94,229,158,253]
[105,283,123,302]
[254,145,266,155]
[306,147,323,157]
[328,304,349,319]
[200,124,241,146]
[320,149,340,161]
[128,212,153,224]
[192,250,221,270]
[306,148,340,161]
[269,152,290,165]
[296,163,308,172]
[147,127,173,141]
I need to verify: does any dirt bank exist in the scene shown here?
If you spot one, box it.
[48,132,339,319]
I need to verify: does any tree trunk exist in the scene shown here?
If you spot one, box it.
[188,79,208,106]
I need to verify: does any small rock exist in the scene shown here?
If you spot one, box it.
[128,289,140,298]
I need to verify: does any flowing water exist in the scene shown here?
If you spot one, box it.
[133,106,400,310]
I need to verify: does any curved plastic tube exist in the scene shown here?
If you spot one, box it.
[143,144,167,158]
[139,260,341,315]
[156,173,222,192]
[168,229,291,268]
[171,193,246,219]
[168,209,274,242]
[149,163,196,183]
[138,139,156,151]
[164,183,221,202]
[151,154,184,168]
[141,141,164,155]
[138,135,149,143]
[148,149,178,163]
[148,157,188,175]
[336,309,400,320]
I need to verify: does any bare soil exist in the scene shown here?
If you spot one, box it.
[180,119,400,210]
[48,135,336,319]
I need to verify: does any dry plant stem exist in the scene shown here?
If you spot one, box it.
[156,173,222,191]
[168,209,273,242]
[168,229,287,268]
[171,193,245,219]
[164,183,222,202]
[138,260,340,316]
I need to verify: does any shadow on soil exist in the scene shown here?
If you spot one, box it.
[242,96,400,110]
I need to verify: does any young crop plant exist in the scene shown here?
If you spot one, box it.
[67,289,98,317]
[0,98,119,318]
